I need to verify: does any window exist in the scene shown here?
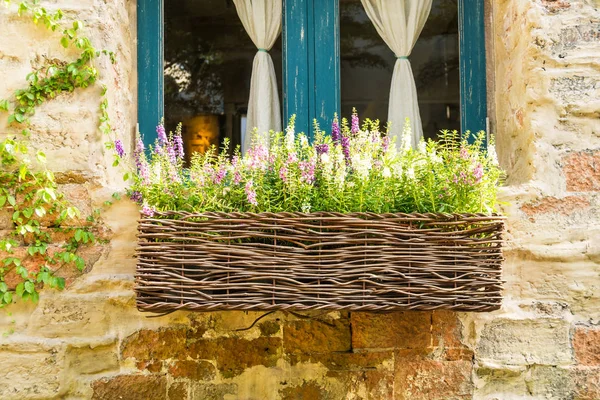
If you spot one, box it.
[138,0,487,149]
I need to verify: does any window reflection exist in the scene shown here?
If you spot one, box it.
[164,0,282,159]
[340,0,460,139]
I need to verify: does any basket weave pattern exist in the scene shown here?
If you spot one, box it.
[135,212,505,313]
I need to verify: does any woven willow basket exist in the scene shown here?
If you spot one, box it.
[135,211,505,313]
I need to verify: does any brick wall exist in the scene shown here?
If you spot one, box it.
[1,0,599,399]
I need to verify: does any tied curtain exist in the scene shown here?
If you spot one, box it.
[233,0,282,154]
[360,0,432,149]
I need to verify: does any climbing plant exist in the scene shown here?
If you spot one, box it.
[0,0,116,307]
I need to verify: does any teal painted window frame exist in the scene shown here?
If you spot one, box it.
[137,0,487,146]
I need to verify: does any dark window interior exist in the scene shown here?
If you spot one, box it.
[340,0,460,139]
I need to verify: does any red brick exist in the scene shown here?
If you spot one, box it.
[395,358,473,400]
[284,318,351,354]
[574,327,600,366]
[564,151,600,192]
[521,196,590,216]
[168,360,216,381]
[351,311,431,349]
[91,375,167,400]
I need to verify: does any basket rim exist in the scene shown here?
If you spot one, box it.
[138,210,506,220]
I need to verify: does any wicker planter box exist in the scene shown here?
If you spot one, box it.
[135,211,505,313]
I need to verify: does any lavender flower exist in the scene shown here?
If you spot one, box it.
[341,136,351,163]
[331,116,341,143]
[316,143,329,155]
[130,191,142,203]
[351,110,359,135]
[382,136,391,152]
[114,139,125,158]
[174,133,184,159]
[134,138,150,184]
[459,147,469,160]
[167,142,177,164]
[156,124,167,147]
[245,180,258,206]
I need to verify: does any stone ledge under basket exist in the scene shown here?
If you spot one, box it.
[135,211,505,313]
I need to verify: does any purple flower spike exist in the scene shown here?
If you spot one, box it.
[341,136,351,162]
[316,143,329,155]
[174,133,184,159]
[130,191,142,203]
[351,111,359,135]
[331,117,341,143]
[156,124,168,147]
[114,139,125,158]
[245,180,258,206]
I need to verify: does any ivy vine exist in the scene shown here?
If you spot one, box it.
[0,0,117,307]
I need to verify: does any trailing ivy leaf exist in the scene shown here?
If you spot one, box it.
[7,195,16,207]
[15,283,24,298]
[24,281,34,294]
[2,291,11,305]
[0,99,8,111]
[74,256,85,271]
[60,36,69,48]
[0,196,6,207]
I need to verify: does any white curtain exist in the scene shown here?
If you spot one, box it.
[360,0,432,149]
[233,0,282,154]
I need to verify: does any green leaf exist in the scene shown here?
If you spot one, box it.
[22,208,34,219]
[0,196,6,208]
[0,282,7,292]
[15,283,24,298]
[24,281,34,294]
[60,36,69,48]
[3,291,12,304]
[35,207,46,217]
[74,229,83,242]
[0,99,8,111]
[74,256,85,271]
[7,195,16,207]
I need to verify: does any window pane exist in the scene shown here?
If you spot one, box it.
[340,0,460,139]
[164,0,282,157]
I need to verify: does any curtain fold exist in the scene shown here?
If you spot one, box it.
[233,0,282,154]
[360,0,432,149]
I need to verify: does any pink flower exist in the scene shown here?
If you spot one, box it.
[213,167,227,184]
[351,110,360,135]
[245,180,258,206]
[473,163,484,183]
[141,204,155,217]
[279,166,288,182]
[299,159,316,184]
[460,147,469,159]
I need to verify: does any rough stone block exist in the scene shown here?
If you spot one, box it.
[395,359,473,400]
[574,326,600,366]
[280,381,332,400]
[564,151,600,192]
[284,317,351,354]
[27,295,109,338]
[91,375,167,400]
[351,311,431,349]
[121,327,190,362]
[0,349,63,399]
[167,382,189,400]
[66,343,119,375]
[190,383,237,400]
[571,366,600,400]
[476,319,573,366]
[168,360,216,381]
[189,337,282,379]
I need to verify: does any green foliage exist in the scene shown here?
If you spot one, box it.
[2,1,115,127]
[0,137,94,307]
[128,116,503,215]
[0,0,116,307]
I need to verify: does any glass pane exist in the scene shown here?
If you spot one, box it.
[340,0,460,140]
[164,0,283,158]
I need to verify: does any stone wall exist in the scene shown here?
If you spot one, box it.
[0,0,599,399]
